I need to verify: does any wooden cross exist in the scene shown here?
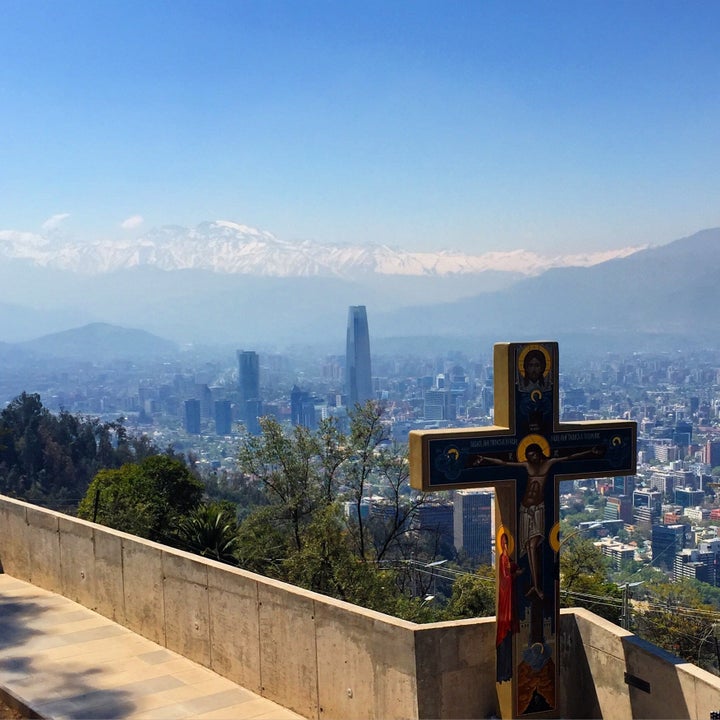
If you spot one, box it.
[409,341,636,719]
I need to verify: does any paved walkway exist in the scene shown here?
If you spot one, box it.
[0,575,304,719]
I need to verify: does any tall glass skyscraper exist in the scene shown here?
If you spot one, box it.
[184,398,201,435]
[237,350,261,434]
[345,305,372,408]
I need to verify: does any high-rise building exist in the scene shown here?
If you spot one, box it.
[649,470,677,497]
[345,306,372,408]
[632,488,662,528]
[673,420,693,449]
[290,385,323,429]
[195,383,212,418]
[423,388,456,421]
[705,440,720,467]
[674,548,715,584]
[595,538,636,570]
[237,350,261,434]
[214,399,233,435]
[413,501,455,548]
[238,350,259,402]
[674,487,705,508]
[184,399,201,435]
[611,475,636,496]
[604,495,633,523]
[453,489,493,564]
[651,524,687,571]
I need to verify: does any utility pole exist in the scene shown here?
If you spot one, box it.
[619,581,644,631]
[621,583,629,630]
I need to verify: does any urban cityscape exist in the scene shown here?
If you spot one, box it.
[4,304,720,598]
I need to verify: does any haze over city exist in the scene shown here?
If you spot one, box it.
[2,0,720,257]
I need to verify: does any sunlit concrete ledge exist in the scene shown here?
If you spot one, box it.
[2,494,719,719]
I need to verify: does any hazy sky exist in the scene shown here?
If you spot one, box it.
[2,0,719,254]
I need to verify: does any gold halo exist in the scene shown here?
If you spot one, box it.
[496,525,515,556]
[517,434,550,462]
[612,435,622,446]
[518,343,552,378]
[549,522,561,552]
[530,389,543,402]
[447,447,459,459]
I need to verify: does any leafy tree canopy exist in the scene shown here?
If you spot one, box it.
[560,537,622,623]
[233,402,445,620]
[0,392,161,509]
[78,454,203,542]
[444,566,495,620]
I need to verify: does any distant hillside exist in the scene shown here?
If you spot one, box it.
[19,323,178,360]
[372,228,720,350]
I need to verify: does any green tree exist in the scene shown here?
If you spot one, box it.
[343,402,387,561]
[283,504,384,605]
[235,506,291,578]
[237,417,325,552]
[78,455,203,541]
[202,468,269,523]
[633,579,720,672]
[560,537,622,623]
[0,393,164,509]
[444,567,496,619]
[365,445,426,564]
[234,402,441,620]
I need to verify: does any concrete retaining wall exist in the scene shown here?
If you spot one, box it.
[0,495,496,719]
[2,494,719,719]
[559,608,720,719]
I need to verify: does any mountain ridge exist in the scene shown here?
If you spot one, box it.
[0,220,644,278]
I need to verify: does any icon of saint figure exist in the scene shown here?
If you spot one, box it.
[496,530,522,682]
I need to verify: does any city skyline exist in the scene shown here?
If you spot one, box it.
[2,2,720,256]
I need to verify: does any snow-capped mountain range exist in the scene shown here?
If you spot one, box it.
[0,225,716,350]
[0,220,643,277]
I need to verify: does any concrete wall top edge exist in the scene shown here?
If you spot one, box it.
[566,606,633,637]
[672,659,720,685]
[413,616,496,633]
[623,629,701,666]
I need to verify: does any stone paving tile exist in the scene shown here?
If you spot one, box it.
[83,658,194,690]
[193,698,300,720]
[30,633,132,661]
[122,682,226,713]
[137,648,176,665]
[126,702,198,719]
[175,689,259,716]
[172,666,236,686]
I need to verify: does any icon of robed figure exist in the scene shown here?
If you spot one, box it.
[496,529,522,682]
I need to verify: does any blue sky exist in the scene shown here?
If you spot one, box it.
[1,0,719,254]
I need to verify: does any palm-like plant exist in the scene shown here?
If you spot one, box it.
[177,503,239,564]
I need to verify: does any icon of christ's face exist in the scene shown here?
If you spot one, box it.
[525,355,543,382]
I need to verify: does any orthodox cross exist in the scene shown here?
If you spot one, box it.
[409,341,636,719]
